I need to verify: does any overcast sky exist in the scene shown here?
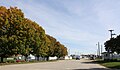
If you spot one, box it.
[1,0,120,55]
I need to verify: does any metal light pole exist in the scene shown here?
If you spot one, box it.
[109,30,116,39]
[108,30,116,53]
[108,30,116,59]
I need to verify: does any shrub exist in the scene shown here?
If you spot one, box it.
[7,60,15,63]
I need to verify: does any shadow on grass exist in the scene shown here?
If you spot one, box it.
[108,65,120,69]
[81,61,97,64]
[93,60,120,63]
[73,68,112,70]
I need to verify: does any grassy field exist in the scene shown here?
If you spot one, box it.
[94,60,120,69]
[102,62,120,69]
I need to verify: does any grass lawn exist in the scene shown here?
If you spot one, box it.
[94,60,120,69]
[102,62,120,69]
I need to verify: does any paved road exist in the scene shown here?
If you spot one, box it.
[0,59,114,70]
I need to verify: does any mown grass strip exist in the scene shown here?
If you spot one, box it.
[101,62,120,69]
[94,60,120,69]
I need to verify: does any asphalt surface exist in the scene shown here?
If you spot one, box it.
[0,59,115,70]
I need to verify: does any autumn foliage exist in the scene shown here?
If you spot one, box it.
[0,6,68,62]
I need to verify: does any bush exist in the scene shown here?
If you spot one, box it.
[7,60,15,63]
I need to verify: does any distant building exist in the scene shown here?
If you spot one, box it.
[64,56,72,60]
[102,52,120,60]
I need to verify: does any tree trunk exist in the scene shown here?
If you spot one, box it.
[46,56,49,61]
[37,55,39,61]
[25,55,28,61]
[0,57,3,63]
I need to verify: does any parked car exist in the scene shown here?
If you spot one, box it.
[76,56,80,60]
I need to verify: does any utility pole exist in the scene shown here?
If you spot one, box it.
[96,42,100,58]
[101,45,102,56]
[68,49,70,56]
[98,42,100,57]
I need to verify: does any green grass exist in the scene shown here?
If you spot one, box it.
[101,62,120,69]
[94,60,120,69]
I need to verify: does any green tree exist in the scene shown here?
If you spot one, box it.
[104,35,120,54]
[46,35,56,57]
[47,35,68,58]
[54,42,68,58]
[0,6,68,62]
[0,6,25,62]
[104,38,116,53]
[30,22,49,60]
[60,45,68,57]
[115,35,120,54]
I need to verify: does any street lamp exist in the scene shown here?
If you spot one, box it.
[107,29,116,60]
[109,30,116,38]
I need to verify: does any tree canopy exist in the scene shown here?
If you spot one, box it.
[104,35,120,54]
[0,6,68,61]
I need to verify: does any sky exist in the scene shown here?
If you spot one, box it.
[0,0,120,55]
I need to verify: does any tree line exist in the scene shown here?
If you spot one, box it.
[0,6,68,62]
[104,35,120,54]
